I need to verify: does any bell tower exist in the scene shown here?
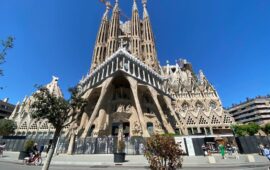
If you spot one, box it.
[90,2,110,71]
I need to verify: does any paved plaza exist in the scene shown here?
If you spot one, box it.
[0,161,269,170]
[0,152,270,170]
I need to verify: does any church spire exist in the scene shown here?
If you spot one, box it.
[106,0,120,58]
[90,3,110,71]
[142,0,149,18]
[131,0,142,59]
[142,0,159,72]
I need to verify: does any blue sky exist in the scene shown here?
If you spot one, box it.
[0,0,270,107]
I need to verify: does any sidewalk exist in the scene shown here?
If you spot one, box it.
[0,152,269,168]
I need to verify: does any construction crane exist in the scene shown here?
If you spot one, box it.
[99,0,130,20]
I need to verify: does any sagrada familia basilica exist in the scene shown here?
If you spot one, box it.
[10,0,234,140]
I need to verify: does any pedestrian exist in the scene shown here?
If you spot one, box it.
[139,142,144,155]
[134,139,139,155]
[39,144,44,156]
[262,145,270,170]
[262,145,270,161]
[226,143,233,156]
[259,144,264,155]
[232,145,239,159]
[0,142,6,148]
[201,144,207,156]
[32,143,39,156]
[0,142,6,157]
[218,143,225,159]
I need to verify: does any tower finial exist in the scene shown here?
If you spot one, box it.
[105,1,111,10]
[142,0,149,18]
[113,0,119,11]
[101,1,110,21]
[142,0,147,7]
[133,0,138,10]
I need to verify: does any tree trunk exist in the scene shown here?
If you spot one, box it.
[67,134,75,155]
[42,128,61,170]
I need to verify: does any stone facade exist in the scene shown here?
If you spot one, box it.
[9,0,234,139]
[75,0,234,138]
[163,60,234,135]
[9,77,64,136]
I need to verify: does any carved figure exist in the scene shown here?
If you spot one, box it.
[154,120,161,129]
[132,121,142,135]
[125,104,132,112]
[116,104,125,112]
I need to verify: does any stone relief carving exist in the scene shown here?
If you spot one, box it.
[144,57,155,68]
[132,121,142,136]
[115,104,132,113]
[126,104,132,112]
[181,102,189,112]
[154,120,163,133]
[154,120,161,129]
[116,104,125,112]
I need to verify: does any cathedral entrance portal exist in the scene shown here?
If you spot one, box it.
[112,122,130,137]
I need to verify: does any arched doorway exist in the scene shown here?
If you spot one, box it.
[110,76,132,137]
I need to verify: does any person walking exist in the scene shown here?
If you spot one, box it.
[0,142,6,157]
[232,144,239,159]
[259,144,264,155]
[219,143,225,159]
[262,145,270,170]
[201,144,207,156]
[262,145,270,160]
[226,143,233,156]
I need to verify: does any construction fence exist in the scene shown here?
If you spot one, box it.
[1,135,270,156]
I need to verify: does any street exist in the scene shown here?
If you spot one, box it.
[0,162,269,170]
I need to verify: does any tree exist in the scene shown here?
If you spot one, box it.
[232,122,260,136]
[0,119,16,136]
[246,122,260,136]
[0,36,14,76]
[30,86,87,170]
[232,124,247,136]
[144,134,183,170]
[262,123,270,135]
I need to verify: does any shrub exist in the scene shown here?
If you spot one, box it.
[144,134,183,170]
[24,140,34,152]
[262,123,270,135]
[117,139,125,153]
